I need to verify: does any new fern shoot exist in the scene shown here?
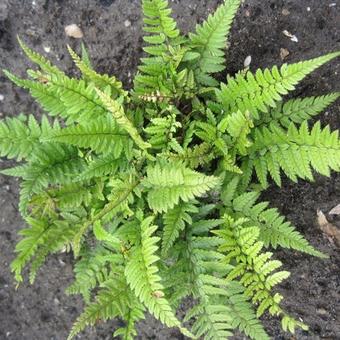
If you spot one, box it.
[1,0,340,339]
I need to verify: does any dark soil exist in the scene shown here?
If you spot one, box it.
[0,0,339,339]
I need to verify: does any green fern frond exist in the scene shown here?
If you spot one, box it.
[96,89,151,150]
[184,230,268,340]
[144,112,181,150]
[143,161,220,213]
[162,202,198,255]
[11,217,50,284]
[191,276,270,340]
[77,154,124,181]
[3,71,68,118]
[4,144,85,214]
[221,110,254,155]
[134,0,182,94]
[231,191,325,257]
[248,121,340,187]
[66,248,120,302]
[67,45,126,96]
[214,216,294,320]
[68,275,132,340]
[258,93,340,128]
[114,305,145,340]
[216,52,340,119]
[18,37,64,76]
[43,115,130,155]
[142,0,179,42]
[4,70,108,123]
[167,142,214,169]
[2,4,339,339]
[47,74,108,122]
[0,115,44,160]
[142,0,180,45]
[10,216,77,285]
[188,0,241,86]
[124,216,193,338]
[28,219,78,283]
[71,177,139,256]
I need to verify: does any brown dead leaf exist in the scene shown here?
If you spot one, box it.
[65,24,83,39]
[329,204,340,216]
[317,209,340,246]
[280,48,290,60]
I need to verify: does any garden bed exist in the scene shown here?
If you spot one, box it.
[0,0,339,339]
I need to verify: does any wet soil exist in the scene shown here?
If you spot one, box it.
[0,0,339,339]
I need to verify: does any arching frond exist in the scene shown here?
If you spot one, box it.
[231,191,326,257]
[216,52,340,119]
[18,37,65,76]
[124,216,193,338]
[67,45,125,96]
[248,121,340,187]
[43,115,130,155]
[188,0,241,86]
[258,93,340,128]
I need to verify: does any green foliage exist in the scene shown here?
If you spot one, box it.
[258,92,340,128]
[43,115,130,156]
[143,161,220,212]
[1,2,339,339]
[248,121,340,187]
[67,45,125,96]
[216,52,340,119]
[0,114,52,160]
[125,216,193,337]
[188,0,241,86]
[162,202,198,255]
[230,191,325,257]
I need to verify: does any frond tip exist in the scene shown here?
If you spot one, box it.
[189,0,241,85]
[248,121,340,187]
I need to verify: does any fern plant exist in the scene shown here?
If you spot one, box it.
[1,1,339,339]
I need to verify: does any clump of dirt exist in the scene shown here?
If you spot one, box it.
[0,1,339,339]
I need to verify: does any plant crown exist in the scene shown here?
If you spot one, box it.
[1,0,340,339]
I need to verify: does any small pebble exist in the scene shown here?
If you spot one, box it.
[307,7,311,11]
[281,8,290,16]
[58,258,66,266]
[329,3,336,7]
[0,94,4,101]
[243,55,252,68]
[124,19,131,28]
[245,9,251,17]
[65,24,83,38]
[283,30,298,43]
[43,45,51,53]
[317,308,328,315]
